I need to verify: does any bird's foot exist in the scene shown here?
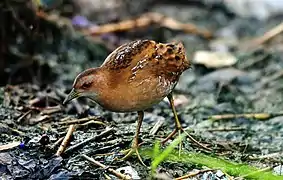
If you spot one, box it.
[161,127,211,155]
[120,141,147,167]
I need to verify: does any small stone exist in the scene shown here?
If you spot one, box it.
[39,134,50,146]
[116,166,140,179]
[216,170,225,177]
[201,171,215,180]
[273,165,283,175]
[193,51,238,68]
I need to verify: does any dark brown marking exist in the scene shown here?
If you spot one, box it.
[167,48,173,54]
[107,40,152,70]
[167,44,175,48]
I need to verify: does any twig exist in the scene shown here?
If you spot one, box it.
[175,169,214,180]
[248,151,283,161]
[234,166,273,180]
[56,124,76,156]
[150,118,165,135]
[64,127,114,154]
[207,127,245,132]
[29,114,51,125]
[207,112,283,121]
[58,116,103,125]
[36,11,213,39]
[40,105,62,115]
[251,21,283,47]
[85,12,213,39]
[184,131,212,151]
[58,116,72,122]
[104,174,112,180]
[50,137,64,150]
[0,141,21,151]
[81,154,132,180]
[76,120,106,129]
[87,144,120,156]
[17,110,32,123]
[0,123,25,136]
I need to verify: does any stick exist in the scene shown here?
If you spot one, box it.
[0,141,21,151]
[207,112,283,121]
[234,167,273,180]
[64,127,114,154]
[251,21,283,46]
[81,154,132,180]
[50,137,64,150]
[56,124,76,156]
[175,169,213,180]
[58,116,103,125]
[36,11,213,39]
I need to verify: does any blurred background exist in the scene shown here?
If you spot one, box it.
[1,0,283,87]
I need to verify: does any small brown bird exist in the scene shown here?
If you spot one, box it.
[63,40,194,165]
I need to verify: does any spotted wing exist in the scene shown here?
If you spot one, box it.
[101,40,156,71]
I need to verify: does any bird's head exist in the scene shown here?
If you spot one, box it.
[63,68,100,105]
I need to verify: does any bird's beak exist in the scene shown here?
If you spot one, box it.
[63,88,79,105]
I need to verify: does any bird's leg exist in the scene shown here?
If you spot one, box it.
[121,111,147,166]
[162,93,183,155]
[162,93,211,154]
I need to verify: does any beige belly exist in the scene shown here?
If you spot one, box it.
[98,77,177,112]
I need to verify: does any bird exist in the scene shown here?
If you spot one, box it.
[63,39,199,166]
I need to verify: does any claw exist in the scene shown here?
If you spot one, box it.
[118,111,147,166]
[120,141,147,166]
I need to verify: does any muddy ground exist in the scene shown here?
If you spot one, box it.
[1,0,283,179]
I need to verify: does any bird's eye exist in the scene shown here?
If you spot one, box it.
[81,82,92,89]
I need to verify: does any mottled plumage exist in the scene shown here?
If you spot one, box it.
[64,39,193,166]
[71,40,189,112]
